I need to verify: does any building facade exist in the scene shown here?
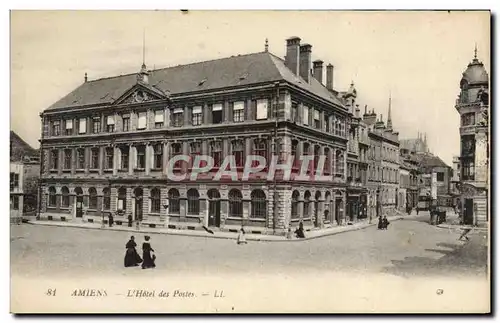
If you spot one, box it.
[363,99,400,220]
[38,37,352,235]
[455,48,489,225]
[10,131,40,221]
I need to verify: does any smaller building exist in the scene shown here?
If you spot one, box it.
[10,162,24,223]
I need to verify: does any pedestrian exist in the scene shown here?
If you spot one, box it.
[108,213,114,227]
[377,216,384,230]
[124,236,142,267]
[128,214,133,227]
[237,226,248,245]
[286,226,293,240]
[141,235,156,269]
[294,221,305,238]
[383,215,390,230]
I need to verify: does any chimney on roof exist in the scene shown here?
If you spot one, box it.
[285,36,301,76]
[326,64,334,90]
[299,44,312,83]
[313,60,324,84]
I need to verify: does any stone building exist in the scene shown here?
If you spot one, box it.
[38,37,351,235]
[455,47,489,225]
[340,85,369,223]
[10,131,40,221]
[363,97,400,219]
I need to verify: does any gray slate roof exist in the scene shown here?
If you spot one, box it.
[47,51,345,111]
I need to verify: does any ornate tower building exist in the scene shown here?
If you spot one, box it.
[455,46,489,225]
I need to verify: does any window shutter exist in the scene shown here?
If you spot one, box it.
[193,106,202,114]
[150,145,154,169]
[212,104,223,111]
[116,148,121,170]
[79,118,87,133]
[107,115,115,125]
[233,101,244,110]
[303,107,309,125]
[155,110,164,123]
[256,99,268,120]
[138,113,147,129]
[66,120,73,129]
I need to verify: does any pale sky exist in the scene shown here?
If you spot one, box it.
[10,10,490,165]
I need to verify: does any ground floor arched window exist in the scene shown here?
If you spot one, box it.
[168,188,180,214]
[251,190,266,219]
[61,186,70,208]
[48,187,56,207]
[187,189,200,215]
[229,189,243,217]
[291,190,300,220]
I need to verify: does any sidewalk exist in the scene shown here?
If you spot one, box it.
[27,214,410,242]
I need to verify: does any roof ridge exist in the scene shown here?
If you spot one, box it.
[88,51,268,83]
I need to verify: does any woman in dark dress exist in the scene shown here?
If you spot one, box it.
[377,216,384,230]
[124,236,142,267]
[294,221,305,238]
[383,216,390,230]
[141,235,156,269]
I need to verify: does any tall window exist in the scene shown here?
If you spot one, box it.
[150,188,161,214]
[313,110,320,129]
[291,140,299,170]
[106,115,115,132]
[88,188,97,209]
[232,140,244,167]
[10,173,19,191]
[303,106,309,125]
[122,115,130,132]
[137,112,147,130]
[168,188,180,214]
[117,187,127,211]
[50,150,59,170]
[251,190,266,219]
[76,148,85,169]
[190,142,201,168]
[187,189,200,215]
[48,187,57,207]
[154,110,164,128]
[172,108,184,127]
[212,104,223,124]
[256,99,268,120]
[461,112,475,126]
[78,117,87,134]
[335,150,344,177]
[61,186,69,207]
[52,120,61,136]
[171,143,182,169]
[324,148,330,174]
[192,106,203,126]
[229,189,243,217]
[153,144,163,169]
[303,191,311,218]
[253,139,267,166]
[313,145,320,171]
[63,149,72,170]
[64,119,73,135]
[103,188,110,210]
[324,115,330,132]
[92,117,101,134]
[12,196,19,210]
[90,148,99,169]
[120,146,129,171]
[233,101,245,122]
[291,190,299,220]
[210,141,222,168]
[136,145,146,169]
[462,160,475,180]
[461,135,475,156]
[105,147,114,169]
[303,142,310,172]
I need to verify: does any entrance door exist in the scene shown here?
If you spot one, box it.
[335,198,342,225]
[135,198,143,221]
[208,200,221,227]
[464,198,474,225]
[76,196,83,218]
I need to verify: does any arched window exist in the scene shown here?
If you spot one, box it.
[61,186,70,208]
[208,189,220,200]
[291,190,300,220]
[117,187,127,211]
[251,190,267,219]
[187,189,200,215]
[168,188,180,214]
[150,188,161,214]
[303,191,311,218]
[48,187,57,207]
[88,187,97,209]
[229,189,243,217]
[103,188,111,210]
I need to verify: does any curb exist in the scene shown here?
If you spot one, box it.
[26,216,407,242]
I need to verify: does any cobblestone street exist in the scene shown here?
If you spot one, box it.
[10,214,488,279]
